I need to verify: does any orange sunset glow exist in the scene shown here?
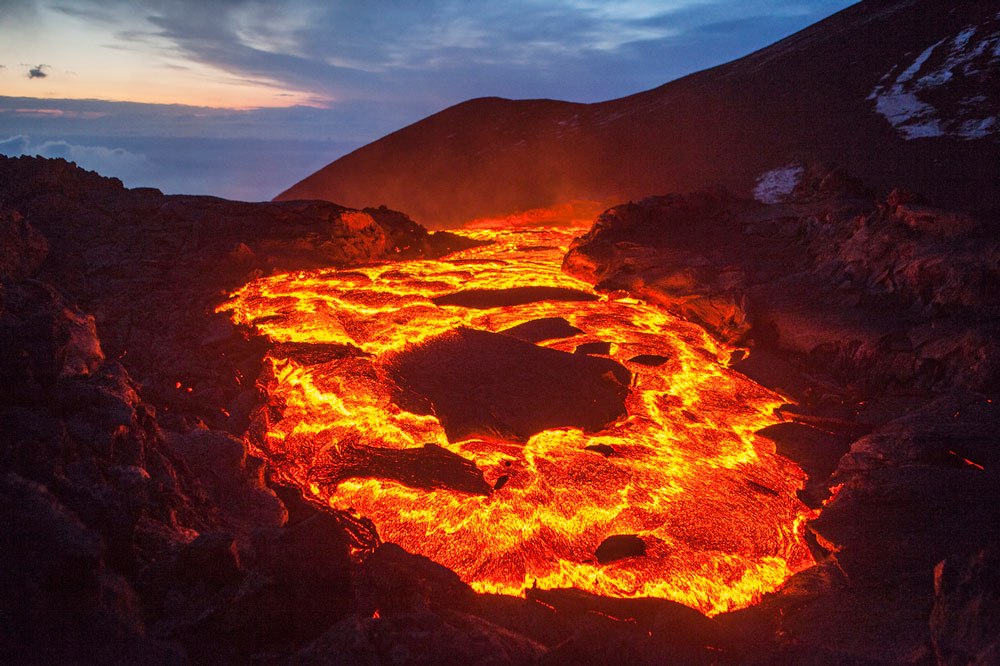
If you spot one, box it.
[0,5,323,109]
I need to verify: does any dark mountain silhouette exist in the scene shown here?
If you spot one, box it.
[277,0,1000,227]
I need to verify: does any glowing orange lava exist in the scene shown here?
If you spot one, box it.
[220,227,813,615]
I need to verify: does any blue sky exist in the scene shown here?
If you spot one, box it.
[0,0,856,200]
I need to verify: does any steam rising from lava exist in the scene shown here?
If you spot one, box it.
[220,227,813,615]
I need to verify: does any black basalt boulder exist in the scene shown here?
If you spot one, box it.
[595,534,647,564]
[387,327,630,443]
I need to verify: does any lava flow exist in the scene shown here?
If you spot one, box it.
[220,227,814,615]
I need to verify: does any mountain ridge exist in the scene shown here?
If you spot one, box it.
[277,0,1000,227]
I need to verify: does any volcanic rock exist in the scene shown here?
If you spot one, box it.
[141,513,356,663]
[931,543,1000,666]
[564,175,1000,393]
[0,473,184,666]
[808,395,1000,586]
[355,543,475,615]
[0,277,222,577]
[499,316,583,343]
[293,609,545,666]
[594,534,646,564]
[526,587,727,661]
[432,285,598,309]
[575,341,612,355]
[172,531,243,588]
[626,354,670,367]
[164,429,288,537]
[287,542,547,666]
[717,560,934,665]
[235,512,353,644]
[0,205,48,280]
[563,189,765,344]
[0,156,452,433]
[729,348,811,401]
[0,280,104,402]
[755,422,853,507]
[388,327,630,443]
[306,441,492,496]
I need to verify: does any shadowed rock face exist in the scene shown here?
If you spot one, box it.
[0,155,466,435]
[932,543,1000,666]
[564,172,1000,394]
[387,327,630,443]
[562,170,1000,664]
[0,206,48,281]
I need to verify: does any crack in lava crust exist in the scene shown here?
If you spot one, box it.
[220,227,814,615]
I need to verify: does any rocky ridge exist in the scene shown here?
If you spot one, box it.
[563,165,1000,664]
[0,155,473,435]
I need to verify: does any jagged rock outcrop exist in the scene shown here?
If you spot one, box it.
[0,156,472,435]
[564,168,1000,664]
[563,168,1000,395]
[0,206,48,280]
[931,543,1000,666]
[0,266,289,664]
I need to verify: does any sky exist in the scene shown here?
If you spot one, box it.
[0,0,857,201]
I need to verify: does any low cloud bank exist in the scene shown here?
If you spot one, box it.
[0,134,355,202]
[1,134,150,177]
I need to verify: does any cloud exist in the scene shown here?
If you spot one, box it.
[0,134,30,154]
[0,0,37,23]
[0,129,359,201]
[0,134,150,177]
[27,64,48,78]
[39,0,856,106]
[37,139,149,171]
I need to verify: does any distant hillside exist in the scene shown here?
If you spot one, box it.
[277,0,1000,227]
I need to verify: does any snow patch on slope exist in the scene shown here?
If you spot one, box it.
[754,164,803,203]
[870,20,1000,140]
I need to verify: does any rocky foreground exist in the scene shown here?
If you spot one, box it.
[2,156,998,665]
[564,165,1000,664]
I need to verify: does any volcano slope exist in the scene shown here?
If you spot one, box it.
[277,0,1000,227]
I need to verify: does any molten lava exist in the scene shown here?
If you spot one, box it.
[220,227,813,615]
